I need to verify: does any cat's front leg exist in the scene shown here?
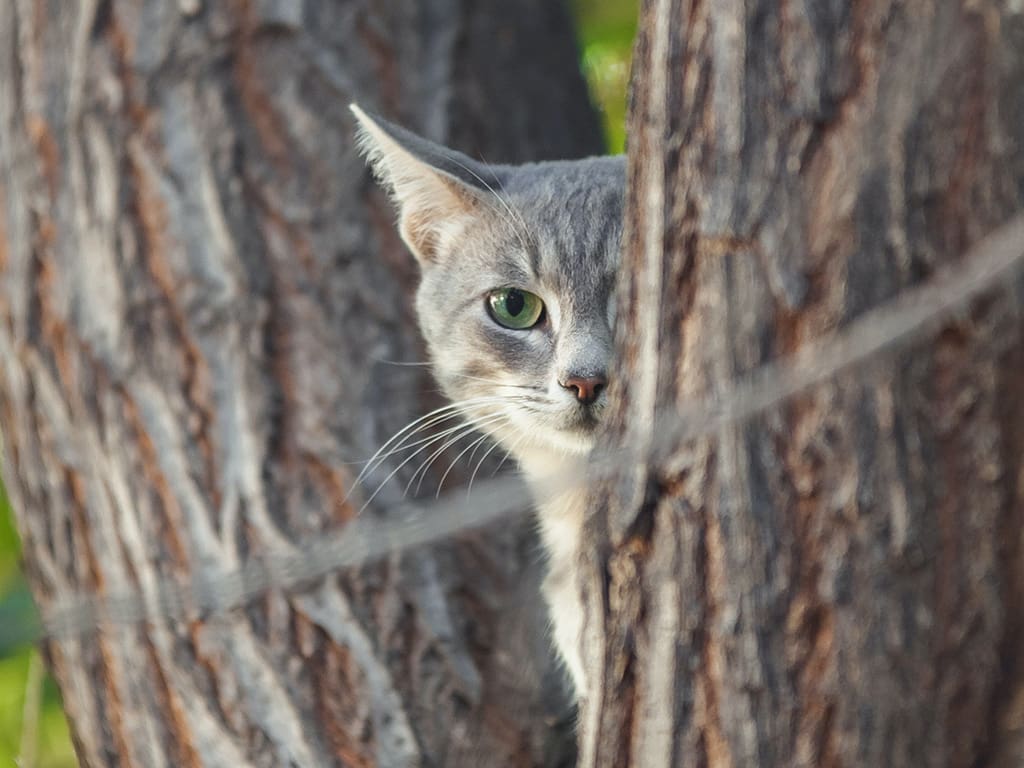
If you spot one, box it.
[543,552,588,698]
[532,477,590,699]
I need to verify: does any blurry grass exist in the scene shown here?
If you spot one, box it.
[572,0,639,153]
[0,482,76,768]
[0,4,638,765]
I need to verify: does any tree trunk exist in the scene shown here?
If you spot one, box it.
[581,1,1024,766]
[0,2,601,766]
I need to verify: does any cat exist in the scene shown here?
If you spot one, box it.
[351,105,624,699]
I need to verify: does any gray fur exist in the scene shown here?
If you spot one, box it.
[352,105,624,697]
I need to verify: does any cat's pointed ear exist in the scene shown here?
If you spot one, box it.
[351,104,490,265]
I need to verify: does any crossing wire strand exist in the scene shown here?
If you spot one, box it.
[30,211,1024,643]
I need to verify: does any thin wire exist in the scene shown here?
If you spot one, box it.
[41,474,532,639]
[641,214,1024,457]
[33,211,1024,642]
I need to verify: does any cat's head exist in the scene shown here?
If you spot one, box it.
[352,105,624,460]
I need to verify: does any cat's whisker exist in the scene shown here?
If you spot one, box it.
[350,396,515,496]
[510,399,563,415]
[357,416,498,515]
[467,402,535,483]
[447,371,543,390]
[372,360,543,394]
[372,399,528,501]
[436,424,508,498]
[464,422,495,467]
[405,425,484,500]
[406,429,477,498]
[502,411,537,458]
[466,432,509,495]
[359,411,467,469]
[363,400,475,455]
[407,413,510,497]
[444,155,533,254]
[490,441,517,477]
[474,154,535,252]
[349,405,470,490]
[364,418,484,478]
[362,398,513,467]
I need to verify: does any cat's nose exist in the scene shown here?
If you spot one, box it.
[560,373,607,405]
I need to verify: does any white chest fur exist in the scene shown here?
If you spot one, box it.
[519,456,590,698]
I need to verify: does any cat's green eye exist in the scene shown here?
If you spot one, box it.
[486,287,545,330]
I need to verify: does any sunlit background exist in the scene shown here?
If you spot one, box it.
[0,2,637,764]
[572,0,637,154]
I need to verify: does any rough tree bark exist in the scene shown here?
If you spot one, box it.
[0,2,602,766]
[581,1,1024,766]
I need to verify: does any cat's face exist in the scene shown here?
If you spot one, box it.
[353,106,624,459]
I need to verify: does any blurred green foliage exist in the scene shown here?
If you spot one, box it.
[0,3,636,764]
[573,0,639,153]
[0,482,76,767]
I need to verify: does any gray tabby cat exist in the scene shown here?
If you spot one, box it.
[351,105,624,699]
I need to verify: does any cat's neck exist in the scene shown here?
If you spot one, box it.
[516,451,588,564]
[516,449,591,697]
[515,449,584,484]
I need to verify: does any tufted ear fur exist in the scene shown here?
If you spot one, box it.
[351,104,493,264]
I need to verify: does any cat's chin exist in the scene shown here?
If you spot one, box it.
[486,408,603,468]
[548,431,597,456]
[513,424,597,460]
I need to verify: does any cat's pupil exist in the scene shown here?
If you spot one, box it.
[505,289,525,317]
